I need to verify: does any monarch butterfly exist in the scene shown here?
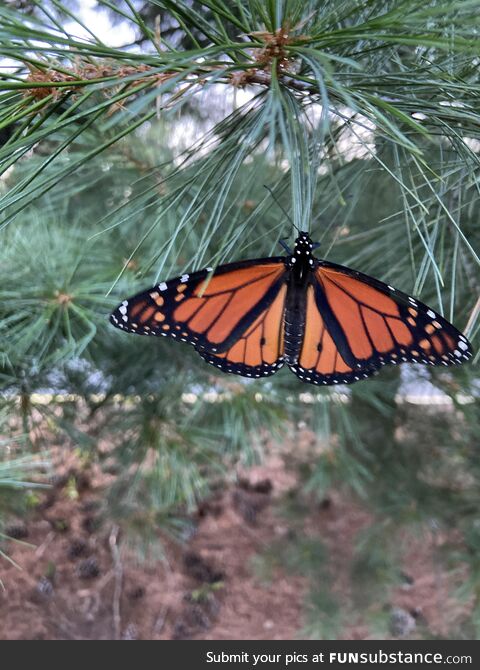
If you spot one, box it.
[110,232,472,386]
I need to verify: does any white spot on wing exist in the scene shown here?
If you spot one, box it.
[426,309,435,318]
[159,282,168,291]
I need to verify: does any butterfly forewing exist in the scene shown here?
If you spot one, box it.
[110,258,288,358]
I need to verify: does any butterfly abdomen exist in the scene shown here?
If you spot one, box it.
[283,280,307,365]
[284,315,304,364]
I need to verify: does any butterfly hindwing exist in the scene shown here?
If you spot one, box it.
[289,260,472,386]
[288,283,378,385]
[110,258,288,368]
[198,283,287,378]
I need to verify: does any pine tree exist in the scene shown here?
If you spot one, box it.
[0,0,479,638]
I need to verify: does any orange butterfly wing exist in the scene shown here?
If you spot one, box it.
[110,258,288,377]
[199,283,287,377]
[290,262,472,386]
[111,248,472,386]
[290,285,366,385]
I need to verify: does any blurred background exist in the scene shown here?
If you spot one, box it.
[0,0,479,640]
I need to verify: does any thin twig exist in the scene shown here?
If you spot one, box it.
[247,70,316,93]
[152,606,170,636]
[34,530,55,558]
[109,524,123,640]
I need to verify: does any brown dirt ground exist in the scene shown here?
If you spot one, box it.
[0,434,468,640]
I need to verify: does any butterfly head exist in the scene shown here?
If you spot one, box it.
[290,232,316,271]
[294,231,313,248]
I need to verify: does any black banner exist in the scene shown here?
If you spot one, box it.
[1,640,478,667]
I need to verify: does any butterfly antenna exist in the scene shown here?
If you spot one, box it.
[263,185,300,234]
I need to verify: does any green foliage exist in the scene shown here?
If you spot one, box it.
[0,0,479,638]
[0,410,49,567]
[0,448,49,516]
[253,532,342,638]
